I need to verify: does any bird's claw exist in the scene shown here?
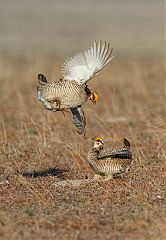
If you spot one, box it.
[89,92,99,104]
[55,99,61,108]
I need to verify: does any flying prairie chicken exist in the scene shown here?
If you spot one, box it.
[37,41,113,134]
[87,138,132,181]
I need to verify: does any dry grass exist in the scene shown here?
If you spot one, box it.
[0,55,166,240]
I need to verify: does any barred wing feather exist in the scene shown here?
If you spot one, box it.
[98,138,132,160]
[61,41,113,85]
[98,148,132,160]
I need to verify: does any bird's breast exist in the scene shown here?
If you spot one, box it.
[43,81,88,109]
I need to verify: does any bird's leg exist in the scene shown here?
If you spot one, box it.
[48,98,61,109]
[103,174,113,181]
[83,128,87,139]
[61,110,65,117]
[88,92,99,104]
[119,173,125,179]
[54,98,61,108]
[43,101,53,111]
[60,108,70,117]
[93,174,102,181]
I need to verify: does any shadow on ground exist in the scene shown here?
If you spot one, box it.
[21,167,69,180]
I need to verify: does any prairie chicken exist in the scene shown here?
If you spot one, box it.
[87,138,132,180]
[37,41,113,134]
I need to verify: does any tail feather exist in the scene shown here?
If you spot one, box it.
[37,74,48,85]
[123,138,130,149]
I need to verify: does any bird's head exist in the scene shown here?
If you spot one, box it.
[92,137,104,150]
[89,92,99,104]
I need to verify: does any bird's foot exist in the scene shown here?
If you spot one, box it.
[61,110,66,117]
[54,98,61,108]
[44,102,53,111]
[93,174,102,181]
[49,98,61,109]
[89,92,99,104]
[103,175,113,181]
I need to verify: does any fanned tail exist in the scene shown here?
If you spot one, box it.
[123,138,130,149]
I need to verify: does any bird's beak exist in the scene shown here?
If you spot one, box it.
[89,92,99,104]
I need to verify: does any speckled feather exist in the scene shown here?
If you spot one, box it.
[88,138,132,177]
[38,79,90,109]
[37,41,113,134]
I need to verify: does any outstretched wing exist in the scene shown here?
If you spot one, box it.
[61,41,113,85]
[70,106,86,134]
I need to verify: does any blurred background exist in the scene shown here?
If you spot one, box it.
[0,0,165,58]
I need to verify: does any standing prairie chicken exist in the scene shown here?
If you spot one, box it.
[87,138,132,180]
[37,41,113,134]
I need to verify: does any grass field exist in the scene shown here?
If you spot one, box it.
[0,55,166,239]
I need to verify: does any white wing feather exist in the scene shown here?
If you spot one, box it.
[61,41,113,85]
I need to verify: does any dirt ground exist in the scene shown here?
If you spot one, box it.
[0,56,166,240]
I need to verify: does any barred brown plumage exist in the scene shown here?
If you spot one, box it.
[37,41,113,134]
[87,138,132,180]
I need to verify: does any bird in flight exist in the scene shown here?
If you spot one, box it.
[37,41,113,134]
